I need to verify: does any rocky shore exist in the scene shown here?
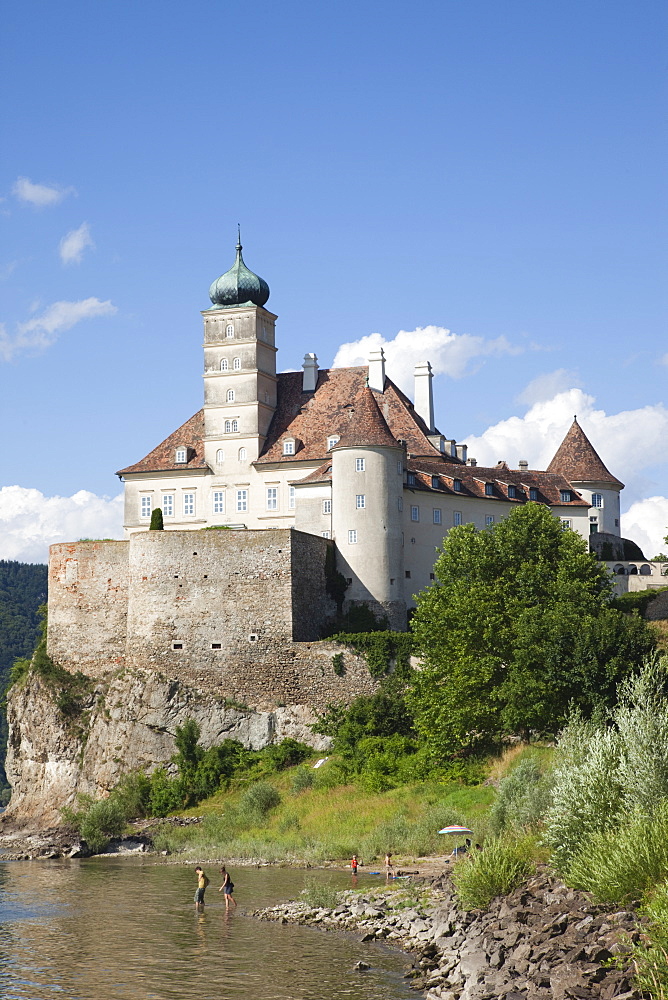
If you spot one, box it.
[251,869,642,999]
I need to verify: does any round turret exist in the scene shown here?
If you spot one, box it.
[209,238,270,309]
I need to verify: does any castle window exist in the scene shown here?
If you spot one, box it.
[433,508,442,524]
[233,357,241,370]
[327,435,340,451]
[183,493,195,516]
[211,643,222,650]
[429,573,435,580]
[485,482,494,496]
[356,494,366,509]
[322,531,330,538]
[508,484,517,498]
[226,323,234,338]
[485,515,494,526]
[398,497,403,511]
[227,389,235,403]
[591,493,603,508]
[407,472,416,486]
[236,489,248,513]
[615,518,619,527]
[529,487,538,501]
[162,494,174,517]
[348,529,357,544]
[411,505,419,522]
[453,479,462,492]
[220,358,228,371]
[454,511,462,526]
[172,642,183,650]
[323,499,331,514]
[397,461,403,475]
[289,486,296,509]
[562,519,572,530]
[238,447,247,461]
[590,523,598,535]
[266,487,278,511]
[356,458,365,472]
[283,440,295,456]
[213,491,225,514]
[231,419,239,432]
[432,476,440,489]
[140,496,151,518]
[224,420,231,433]
[175,447,187,464]
[560,489,572,503]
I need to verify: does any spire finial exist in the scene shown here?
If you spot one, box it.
[237,223,242,250]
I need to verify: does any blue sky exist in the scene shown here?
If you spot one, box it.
[1,0,667,561]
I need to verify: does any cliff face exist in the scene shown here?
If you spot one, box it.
[3,666,336,830]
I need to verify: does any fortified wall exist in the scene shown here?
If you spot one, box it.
[48,528,376,712]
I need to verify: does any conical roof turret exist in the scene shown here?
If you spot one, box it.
[547,417,623,487]
[208,232,270,309]
[332,388,400,450]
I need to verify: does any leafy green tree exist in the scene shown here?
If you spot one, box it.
[149,508,164,530]
[409,503,655,755]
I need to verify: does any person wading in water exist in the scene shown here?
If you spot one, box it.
[218,866,237,909]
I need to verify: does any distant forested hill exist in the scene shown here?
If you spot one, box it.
[0,561,48,796]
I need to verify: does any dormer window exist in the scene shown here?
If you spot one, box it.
[560,489,572,503]
[327,435,340,451]
[226,389,235,402]
[233,357,241,370]
[175,447,187,464]
[485,482,494,496]
[226,323,234,338]
[220,358,228,371]
[431,476,440,489]
[529,487,538,501]
[283,439,295,456]
[453,479,462,492]
[508,484,517,498]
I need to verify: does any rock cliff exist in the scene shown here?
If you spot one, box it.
[3,665,333,830]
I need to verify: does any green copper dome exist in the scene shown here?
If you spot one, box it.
[208,238,270,309]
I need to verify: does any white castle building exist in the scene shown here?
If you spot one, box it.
[117,240,636,622]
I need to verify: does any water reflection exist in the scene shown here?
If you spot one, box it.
[0,860,415,999]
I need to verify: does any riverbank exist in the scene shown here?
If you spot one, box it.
[252,869,642,1000]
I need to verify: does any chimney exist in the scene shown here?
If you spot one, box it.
[368,348,386,392]
[302,353,318,392]
[466,457,477,467]
[456,443,468,463]
[414,361,435,432]
[518,459,529,471]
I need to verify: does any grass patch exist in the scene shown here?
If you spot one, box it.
[300,876,341,908]
[452,835,537,911]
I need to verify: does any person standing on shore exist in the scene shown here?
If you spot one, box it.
[385,852,393,878]
[350,855,360,875]
[218,866,237,909]
[194,866,209,909]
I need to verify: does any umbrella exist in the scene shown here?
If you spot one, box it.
[438,825,473,858]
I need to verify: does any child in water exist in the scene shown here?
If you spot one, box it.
[194,866,209,908]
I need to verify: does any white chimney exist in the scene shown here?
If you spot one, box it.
[466,457,477,467]
[518,459,529,470]
[368,348,386,392]
[414,361,435,432]
[302,353,318,392]
[456,444,468,463]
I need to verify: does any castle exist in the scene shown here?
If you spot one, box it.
[47,241,639,700]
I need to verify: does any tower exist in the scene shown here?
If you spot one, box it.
[202,237,278,468]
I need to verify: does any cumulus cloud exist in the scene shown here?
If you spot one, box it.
[621,497,668,560]
[0,297,117,361]
[59,222,94,264]
[0,487,124,563]
[332,326,520,395]
[517,368,582,406]
[12,176,75,208]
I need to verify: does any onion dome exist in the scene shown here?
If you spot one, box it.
[208,234,270,309]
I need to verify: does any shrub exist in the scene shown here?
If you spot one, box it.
[452,835,536,910]
[300,876,340,909]
[291,765,315,794]
[565,801,668,904]
[238,781,281,820]
[625,880,668,999]
[490,758,553,835]
[78,796,128,853]
[149,508,164,530]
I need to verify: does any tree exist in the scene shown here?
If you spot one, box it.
[408,503,655,756]
[149,508,164,530]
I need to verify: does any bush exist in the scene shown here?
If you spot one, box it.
[291,765,315,794]
[238,781,281,820]
[78,797,128,853]
[300,876,341,909]
[565,801,668,904]
[490,758,553,835]
[625,881,668,999]
[452,836,536,910]
[149,508,163,530]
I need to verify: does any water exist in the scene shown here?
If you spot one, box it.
[0,859,417,999]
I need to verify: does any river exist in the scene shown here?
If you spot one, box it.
[0,858,418,999]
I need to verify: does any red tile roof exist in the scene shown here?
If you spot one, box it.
[406,459,590,507]
[332,387,399,450]
[547,419,624,488]
[117,410,208,476]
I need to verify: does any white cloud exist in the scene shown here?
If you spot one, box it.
[59,222,94,265]
[0,487,124,563]
[332,325,520,395]
[0,297,117,361]
[517,368,582,406]
[12,177,75,208]
[622,497,668,560]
